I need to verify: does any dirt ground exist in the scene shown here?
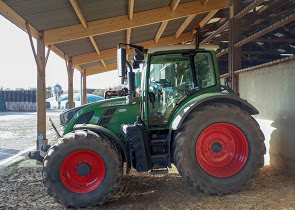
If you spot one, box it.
[0,110,61,162]
[0,111,294,209]
[0,162,294,210]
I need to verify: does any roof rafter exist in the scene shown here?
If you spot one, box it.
[154,0,188,45]
[235,13,295,47]
[69,0,107,69]
[201,0,266,44]
[154,21,169,43]
[193,9,219,34]
[170,0,181,12]
[126,28,131,46]
[86,63,117,76]
[69,0,88,28]
[44,0,230,45]
[175,14,197,38]
[128,0,135,20]
[72,31,194,66]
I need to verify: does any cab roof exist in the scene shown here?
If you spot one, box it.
[147,44,219,54]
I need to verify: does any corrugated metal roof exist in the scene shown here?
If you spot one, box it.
[162,17,187,38]
[94,30,126,51]
[55,38,95,57]
[3,0,80,31]
[134,0,171,13]
[3,0,292,74]
[131,23,161,44]
[80,61,102,69]
[78,0,128,22]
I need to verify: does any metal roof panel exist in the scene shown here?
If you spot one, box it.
[162,17,187,38]
[131,23,161,44]
[134,0,170,13]
[55,38,95,57]
[3,0,80,31]
[78,0,128,22]
[93,30,126,51]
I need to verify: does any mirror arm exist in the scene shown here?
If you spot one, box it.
[126,61,133,73]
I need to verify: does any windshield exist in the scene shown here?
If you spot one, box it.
[147,51,216,126]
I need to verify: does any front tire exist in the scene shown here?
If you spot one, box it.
[173,103,265,195]
[43,130,122,208]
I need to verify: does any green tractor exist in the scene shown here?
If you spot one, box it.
[42,37,265,207]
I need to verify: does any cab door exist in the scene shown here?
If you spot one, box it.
[146,53,194,127]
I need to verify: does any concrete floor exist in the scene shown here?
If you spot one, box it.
[0,110,62,166]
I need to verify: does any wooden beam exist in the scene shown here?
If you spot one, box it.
[201,21,229,43]
[228,0,242,91]
[175,15,197,38]
[82,70,87,105]
[235,13,295,47]
[200,9,219,26]
[89,36,101,55]
[216,48,229,57]
[126,28,131,46]
[72,31,194,65]
[235,55,295,74]
[50,45,70,62]
[36,32,46,151]
[192,9,219,35]
[101,60,107,68]
[170,0,181,12]
[242,51,293,55]
[67,58,74,109]
[154,21,169,43]
[201,0,266,44]
[44,0,230,45]
[255,38,295,43]
[235,0,265,19]
[86,63,118,76]
[69,0,88,29]
[0,1,39,39]
[128,0,135,20]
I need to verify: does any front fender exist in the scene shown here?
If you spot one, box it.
[170,93,259,130]
[73,124,131,174]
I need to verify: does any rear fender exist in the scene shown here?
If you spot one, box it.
[73,124,131,174]
[170,93,259,130]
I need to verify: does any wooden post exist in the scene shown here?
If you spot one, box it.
[67,58,74,109]
[82,70,87,105]
[228,0,242,92]
[37,31,47,151]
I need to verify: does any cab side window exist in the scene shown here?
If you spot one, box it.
[194,53,216,88]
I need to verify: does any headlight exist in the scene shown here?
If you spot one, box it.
[60,106,83,125]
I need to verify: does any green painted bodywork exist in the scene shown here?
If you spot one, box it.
[61,49,233,140]
[62,97,139,141]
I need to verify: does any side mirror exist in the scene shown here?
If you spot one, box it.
[117,48,127,84]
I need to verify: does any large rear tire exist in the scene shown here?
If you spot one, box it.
[43,130,122,208]
[173,103,265,195]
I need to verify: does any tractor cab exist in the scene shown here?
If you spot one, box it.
[118,44,220,129]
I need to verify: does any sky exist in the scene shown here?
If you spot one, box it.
[0,15,121,91]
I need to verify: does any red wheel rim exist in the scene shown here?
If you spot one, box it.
[60,150,105,193]
[196,123,249,178]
